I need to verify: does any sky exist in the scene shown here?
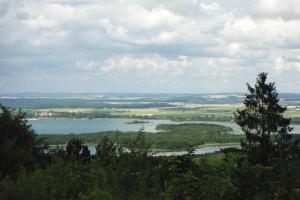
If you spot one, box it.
[0,0,300,93]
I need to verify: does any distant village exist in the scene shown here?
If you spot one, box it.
[36,111,53,117]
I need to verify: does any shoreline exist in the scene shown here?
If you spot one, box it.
[47,142,241,153]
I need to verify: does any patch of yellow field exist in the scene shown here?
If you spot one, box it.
[110,106,238,118]
[115,108,161,115]
[170,103,242,108]
[37,108,95,113]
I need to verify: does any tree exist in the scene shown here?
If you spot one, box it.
[95,136,118,167]
[66,138,91,163]
[234,72,293,165]
[0,105,48,180]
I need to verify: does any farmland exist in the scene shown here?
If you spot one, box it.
[1,93,300,124]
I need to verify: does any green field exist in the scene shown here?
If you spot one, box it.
[22,104,300,124]
[2,93,300,124]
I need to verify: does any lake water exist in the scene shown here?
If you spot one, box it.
[87,145,240,156]
[27,118,300,135]
[154,145,240,156]
[28,118,172,134]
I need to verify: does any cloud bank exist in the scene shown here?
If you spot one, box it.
[0,0,300,93]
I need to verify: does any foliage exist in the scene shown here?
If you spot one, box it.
[232,72,300,199]
[65,138,91,163]
[1,72,300,200]
[39,123,241,150]
[0,105,48,180]
[235,72,293,165]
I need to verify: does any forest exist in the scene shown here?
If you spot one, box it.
[39,123,241,151]
[1,73,300,200]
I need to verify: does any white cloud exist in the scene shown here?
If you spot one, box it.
[220,17,300,47]
[23,16,57,29]
[1,0,300,93]
[273,56,300,72]
[123,5,183,29]
[76,55,190,76]
[97,18,128,40]
[252,0,300,18]
[200,2,222,12]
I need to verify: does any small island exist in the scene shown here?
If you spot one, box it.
[126,120,150,124]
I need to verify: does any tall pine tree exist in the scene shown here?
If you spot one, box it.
[235,72,293,165]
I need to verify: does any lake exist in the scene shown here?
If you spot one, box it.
[27,118,300,134]
[28,118,172,134]
[154,145,240,156]
[87,145,240,156]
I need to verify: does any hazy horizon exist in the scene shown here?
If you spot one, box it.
[1,92,300,97]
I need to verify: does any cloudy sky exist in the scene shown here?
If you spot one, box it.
[1,0,300,93]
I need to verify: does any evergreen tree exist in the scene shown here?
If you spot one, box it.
[66,138,91,163]
[234,72,293,165]
[0,105,48,180]
[95,136,118,167]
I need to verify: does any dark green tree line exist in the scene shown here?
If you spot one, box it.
[0,105,48,180]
